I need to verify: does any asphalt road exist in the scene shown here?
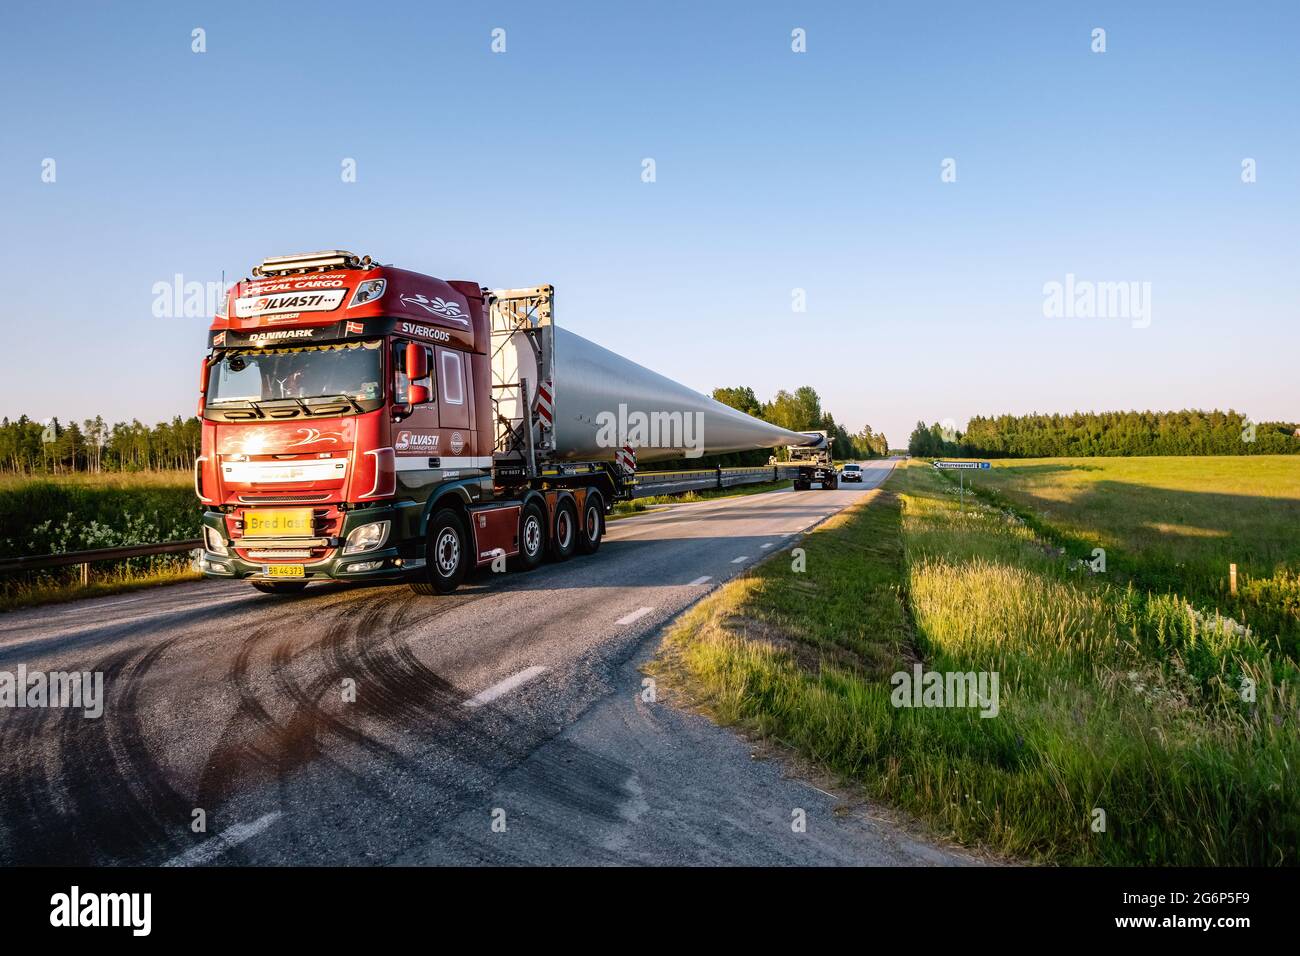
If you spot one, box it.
[0,457,972,866]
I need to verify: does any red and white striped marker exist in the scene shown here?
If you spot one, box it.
[616,444,637,473]
[534,380,554,428]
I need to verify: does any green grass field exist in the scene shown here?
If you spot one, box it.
[0,471,199,610]
[960,456,1300,657]
[654,460,1300,865]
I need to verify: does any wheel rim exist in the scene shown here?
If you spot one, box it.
[436,528,460,576]
[586,506,599,542]
[524,515,541,555]
[557,510,573,549]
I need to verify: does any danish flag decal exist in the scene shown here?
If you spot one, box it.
[533,380,554,428]
[345,320,364,335]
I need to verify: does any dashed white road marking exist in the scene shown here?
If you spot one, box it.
[84,597,143,610]
[688,575,712,586]
[463,665,548,709]
[760,543,773,549]
[731,556,748,564]
[615,606,655,626]
[163,811,283,867]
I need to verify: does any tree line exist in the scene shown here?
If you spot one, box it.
[0,416,201,474]
[908,410,1300,458]
[658,385,888,470]
[712,385,888,460]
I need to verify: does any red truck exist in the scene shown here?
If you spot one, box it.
[196,251,807,596]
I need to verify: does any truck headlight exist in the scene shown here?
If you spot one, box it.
[344,520,390,554]
[349,279,386,307]
[204,525,228,556]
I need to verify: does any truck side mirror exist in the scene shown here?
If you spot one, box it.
[408,382,431,405]
[405,343,428,381]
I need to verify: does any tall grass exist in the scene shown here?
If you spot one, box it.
[0,471,200,610]
[654,462,1300,864]
[967,455,1300,653]
[0,471,197,557]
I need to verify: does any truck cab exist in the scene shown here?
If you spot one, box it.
[196,251,606,596]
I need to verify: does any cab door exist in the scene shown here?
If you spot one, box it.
[394,339,438,433]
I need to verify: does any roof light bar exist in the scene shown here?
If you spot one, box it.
[253,250,373,276]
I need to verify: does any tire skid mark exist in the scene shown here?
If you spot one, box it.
[0,640,194,865]
[194,612,360,806]
[192,587,480,812]
[0,685,61,860]
[4,574,638,865]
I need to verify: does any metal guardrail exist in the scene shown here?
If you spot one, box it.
[0,539,202,580]
[0,466,797,577]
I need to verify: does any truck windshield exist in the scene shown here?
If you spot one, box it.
[207,341,383,407]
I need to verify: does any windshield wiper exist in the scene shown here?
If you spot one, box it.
[304,393,365,414]
[207,399,267,419]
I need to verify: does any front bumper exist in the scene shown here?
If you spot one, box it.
[198,502,422,583]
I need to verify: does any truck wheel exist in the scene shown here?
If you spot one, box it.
[410,507,468,595]
[250,581,308,595]
[511,501,547,572]
[549,497,578,561]
[576,492,604,555]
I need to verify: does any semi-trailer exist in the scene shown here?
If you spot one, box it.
[196,251,815,595]
[781,431,838,490]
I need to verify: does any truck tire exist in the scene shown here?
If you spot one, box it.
[250,580,308,595]
[511,501,547,572]
[549,497,578,561]
[576,492,604,555]
[410,507,468,595]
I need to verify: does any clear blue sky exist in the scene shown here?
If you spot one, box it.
[2,1,1296,449]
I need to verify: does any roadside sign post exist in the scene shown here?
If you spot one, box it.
[933,460,990,510]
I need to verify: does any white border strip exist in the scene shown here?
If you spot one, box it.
[396,455,494,471]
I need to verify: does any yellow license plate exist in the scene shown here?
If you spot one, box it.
[244,508,313,537]
[266,564,305,577]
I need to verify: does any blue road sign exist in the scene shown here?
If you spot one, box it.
[933,461,990,470]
